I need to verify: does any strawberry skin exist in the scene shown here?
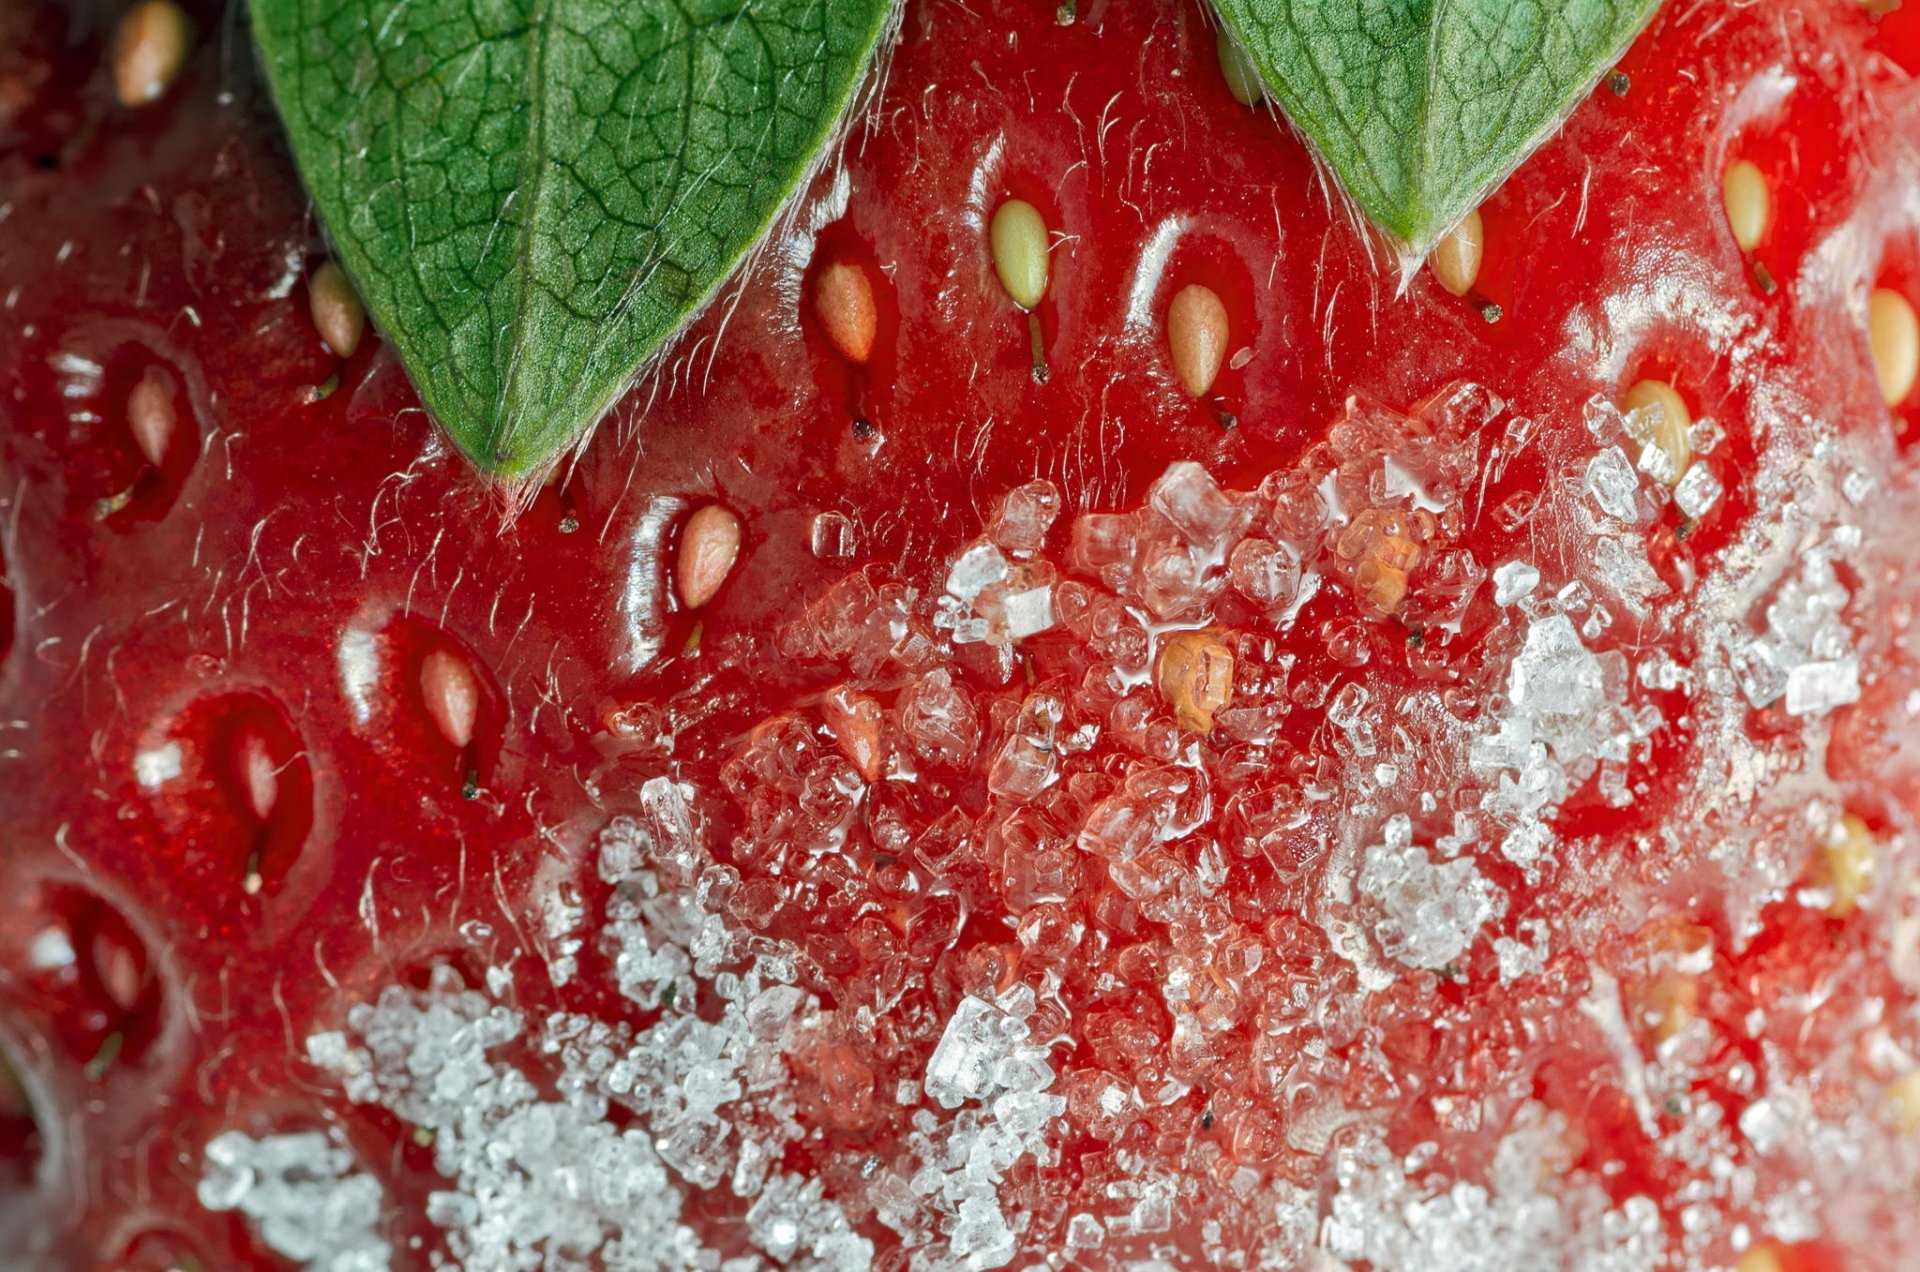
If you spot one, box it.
[4,0,1920,1269]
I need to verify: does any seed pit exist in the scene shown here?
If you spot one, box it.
[59,341,201,524]
[31,889,167,1073]
[526,462,590,536]
[1152,237,1259,416]
[108,1227,216,1272]
[213,697,315,893]
[401,952,491,999]
[0,1048,46,1196]
[1715,86,1860,299]
[343,619,505,792]
[800,220,898,426]
[140,692,316,897]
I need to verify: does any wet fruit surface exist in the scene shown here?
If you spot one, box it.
[5,0,1920,1268]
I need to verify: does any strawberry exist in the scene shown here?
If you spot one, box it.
[4,0,1920,1268]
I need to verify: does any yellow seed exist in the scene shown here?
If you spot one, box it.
[815,261,878,364]
[1632,918,1712,1042]
[1620,379,1692,486]
[1887,1069,1920,1133]
[1721,159,1770,253]
[677,504,742,610]
[1645,972,1698,1042]
[1166,284,1228,397]
[1430,208,1484,297]
[126,372,175,466]
[1215,29,1263,107]
[989,199,1050,311]
[112,0,190,108]
[1735,1244,1786,1272]
[1868,287,1919,407]
[1155,629,1235,733]
[1822,813,1875,917]
[310,261,366,359]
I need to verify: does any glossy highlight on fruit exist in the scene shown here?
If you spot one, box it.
[4,1,1920,1269]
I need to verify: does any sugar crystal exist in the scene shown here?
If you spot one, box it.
[1585,447,1642,521]
[1672,462,1722,519]
[1148,461,1247,554]
[1492,561,1540,607]
[198,1130,390,1271]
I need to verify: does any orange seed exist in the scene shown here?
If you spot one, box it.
[1166,284,1228,398]
[678,504,743,610]
[815,261,878,364]
[126,371,175,467]
[1155,629,1235,733]
[112,0,190,108]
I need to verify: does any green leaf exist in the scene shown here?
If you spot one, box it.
[1211,0,1661,254]
[250,0,896,478]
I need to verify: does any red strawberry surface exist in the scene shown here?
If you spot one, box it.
[6,0,1920,1268]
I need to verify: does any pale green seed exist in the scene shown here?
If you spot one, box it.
[990,199,1051,311]
[1216,29,1263,107]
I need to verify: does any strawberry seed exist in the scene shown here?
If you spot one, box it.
[420,648,481,751]
[309,260,365,359]
[1620,379,1692,485]
[1215,30,1263,107]
[126,369,175,467]
[1721,159,1769,252]
[1888,1069,1920,1133]
[1429,208,1484,298]
[677,504,743,610]
[815,261,877,364]
[230,724,281,823]
[1822,812,1875,917]
[112,1,189,108]
[990,199,1050,311]
[1166,283,1228,398]
[1869,286,1918,407]
[1155,629,1234,733]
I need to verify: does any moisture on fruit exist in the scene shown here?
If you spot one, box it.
[7,1,1920,1269]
